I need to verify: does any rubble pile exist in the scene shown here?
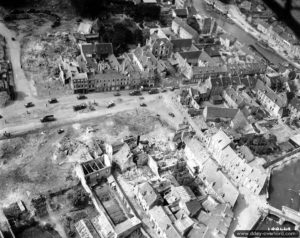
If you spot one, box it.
[57,136,79,157]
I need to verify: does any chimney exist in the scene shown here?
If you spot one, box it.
[137,135,140,146]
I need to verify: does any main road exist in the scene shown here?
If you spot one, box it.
[0,21,37,99]
[0,91,177,139]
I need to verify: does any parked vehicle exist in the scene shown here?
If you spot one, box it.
[48,98,58,104]
[3,131,11,138]
[40,115,55,123]
[107,101,115,108]
[168,112,175,117]
[148,88,159,94]
[24,102,34,108]
[114,92,121,96]
[73,103,87,111]
[129,90,142,96]
[140,103,147,107]
[57,129,65,134]
[11,37,15,41]
[77,94,87,100]
[161,88,167,93]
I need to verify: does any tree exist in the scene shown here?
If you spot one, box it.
[134,4,161,22]
[112,23,133,55]
[71,190,89,208]
[187,16,201,34]
[0,91,10,108]
[70,0,109,18]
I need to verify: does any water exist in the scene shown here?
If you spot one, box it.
[269,159,300,211]
[254,159,300,231]
[193,0,286,65]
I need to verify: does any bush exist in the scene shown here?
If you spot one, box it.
[0,91,10,108]
[71,190,89,208]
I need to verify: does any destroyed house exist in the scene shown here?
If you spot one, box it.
[31,195,48,217]
[81,157,111,185]
[75,219,100,238]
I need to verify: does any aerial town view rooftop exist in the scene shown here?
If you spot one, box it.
[0,0,300,237]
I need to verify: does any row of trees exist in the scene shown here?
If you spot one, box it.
[70,0,161,21]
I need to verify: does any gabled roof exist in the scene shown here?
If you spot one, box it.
[204,106,239,120]
[201,159,239,207]
[210,130,232,151]
[149,206,181,238]
[204,45,221,57]
[239,145,255,163]
[173,17,199,38]
[198,50,214,64]
[255,79,286,107]
[179,51,202,60]
[171,39,193,49]
[138,182,161,207]
[95,43,113,55]
[256,18,270,29]
[77,22,92,34]
[81,43,113,59]
[184,199,202,217]
[224,87,245,106]
[220,33,236,43]
[174,8,188,18]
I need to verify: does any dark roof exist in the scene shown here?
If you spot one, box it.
[204,45,221,57]
[240,76,250,87]
[204,106,239,120]
[171,39,193,49]
[185,199,202,217]
[222,76,231,87]
[73,33,86,41]
[179,51,202,60]
[290,97,300,111]
[81,43,113,58]
[239,145,254,163]
[95,43,113,55]
[231,76,241,86]
[174,8,188,18]
[210,76,223,87]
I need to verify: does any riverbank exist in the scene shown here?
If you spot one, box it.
[226,5,300,69]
